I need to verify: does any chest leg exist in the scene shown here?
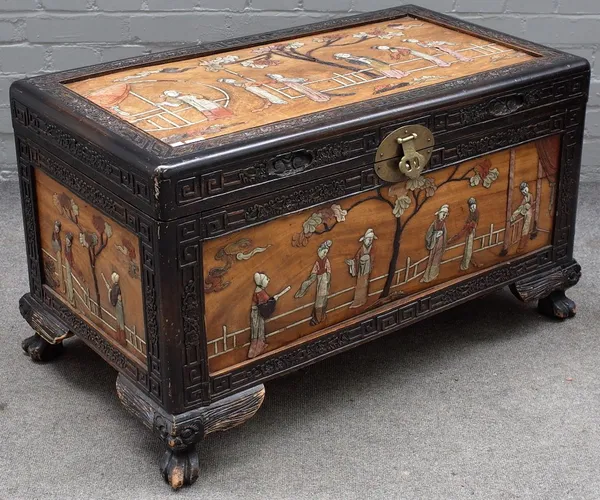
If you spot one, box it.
[19,293,70,362]
[509,260,580,319]
[116,374,265,489]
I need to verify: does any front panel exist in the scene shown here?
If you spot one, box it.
[203,136,560,373]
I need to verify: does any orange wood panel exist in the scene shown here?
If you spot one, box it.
[203,136,560,373]
[35,170,146,364]
[65,16,533,146]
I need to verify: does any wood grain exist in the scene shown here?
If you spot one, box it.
[203,136,560,373]
[65,16,533,147]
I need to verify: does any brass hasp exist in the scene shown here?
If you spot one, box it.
[375,125,434,183]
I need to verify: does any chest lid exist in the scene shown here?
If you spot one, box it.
[11,5,589,221]
[65,16,531,148]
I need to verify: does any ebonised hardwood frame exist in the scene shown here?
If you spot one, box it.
[10,5,589,219]
[12,4,589,489]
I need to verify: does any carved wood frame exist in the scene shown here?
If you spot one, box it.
[11,5,589,414]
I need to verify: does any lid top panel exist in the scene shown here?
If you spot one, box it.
[65,16,534,148]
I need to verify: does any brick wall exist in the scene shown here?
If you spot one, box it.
[1,0,598,181]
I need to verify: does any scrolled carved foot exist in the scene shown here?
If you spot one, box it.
[538,290,576,319]
[21,334,63,362]
[117,375,266,490]
[159,446,200,490]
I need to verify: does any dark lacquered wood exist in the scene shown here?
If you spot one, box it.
[11,5,589,489]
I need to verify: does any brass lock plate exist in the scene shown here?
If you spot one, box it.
[374,125,435,183]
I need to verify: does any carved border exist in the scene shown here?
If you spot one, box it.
[210,249,557,398]
[553,123,585,261]
[202,166,378,238]
[177,217,210,407]
[17,146,44,302]
[17,136,162,402]
[11,99,153,209]
[19,6,584,164]
[175,76,585,207]
[199,102,582,239]
[178,130,379,206]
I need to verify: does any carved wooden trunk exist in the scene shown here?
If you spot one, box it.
[11,6,588,489]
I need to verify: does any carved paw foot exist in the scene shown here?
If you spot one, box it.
[21,334,63,362]
[159,446,200,490]
[538,290,576,319]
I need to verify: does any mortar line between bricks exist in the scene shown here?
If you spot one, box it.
[2,41,598,47]
[0,10,351,16]
[1,10,600,16]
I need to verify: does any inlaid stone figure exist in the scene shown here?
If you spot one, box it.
[334,52,409,78]
[160,90,233,121]
[346,228,377,308]
[511,181,535,253]
[371,45,450,67]
[295,240,332,325]
[421,204,449,283]
[217,78,288,111]
[403,39,472,62]
[449,197,480,271]
[51,220,65,292]
[64,232,76,306]
[248,272,271,359]
[247,272,292,359]
[267,74,331,102]
[103,272,126,346]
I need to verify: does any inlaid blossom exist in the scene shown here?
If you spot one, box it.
[469,158,500,188]
[331,204,348,222]
[392,195,411,218]
[200,55,239,72]
[252,44,285,54]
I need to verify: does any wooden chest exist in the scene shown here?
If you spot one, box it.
[11,5,588,489]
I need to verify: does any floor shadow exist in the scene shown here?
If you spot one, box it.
[197,286,552,476]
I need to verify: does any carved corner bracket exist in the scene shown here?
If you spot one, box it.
[116,373,265,451]
[510,260,581,303]
[19,293,72,344]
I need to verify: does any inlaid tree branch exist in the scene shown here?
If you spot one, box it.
[292,157,500,302]
[79,214,113,318]
[201,40,381,78]
[53,193,80,227]
[53,192,113,317]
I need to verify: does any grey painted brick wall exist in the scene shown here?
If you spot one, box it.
[0,0,598,182]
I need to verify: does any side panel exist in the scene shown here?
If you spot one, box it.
[203,136,560,373]
[16,134,163,406]
[35,169,146,364]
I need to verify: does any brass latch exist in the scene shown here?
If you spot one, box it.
[374,125,434,183]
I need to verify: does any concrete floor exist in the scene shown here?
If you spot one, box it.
[0,180,598,500]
